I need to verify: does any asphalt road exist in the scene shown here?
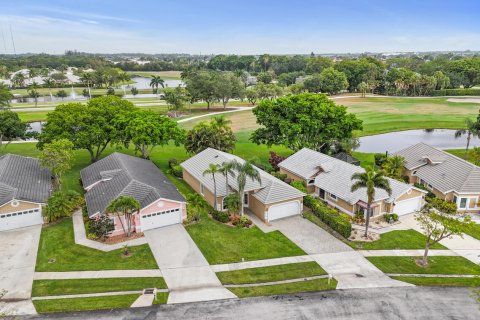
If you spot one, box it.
[28,286,480,320]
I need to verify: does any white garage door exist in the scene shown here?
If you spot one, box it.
[268,201,301,222]
[0,208,43,231]
[393,197,423,216]
[140,208,182,231]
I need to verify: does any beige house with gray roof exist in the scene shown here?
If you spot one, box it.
[395,143,480,213]
[180,148,305,223]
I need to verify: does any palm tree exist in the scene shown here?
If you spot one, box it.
[351,167,392,237]
[231,160,262,216]
[382,155,406,179]
[80,72,93,99]
[219,161,236,194]
[118,72,131,95]
[43,77,55,100]
[106,196,140,237]
[203,164,220,210]
[150,75,165,95]
[455,118,479,160]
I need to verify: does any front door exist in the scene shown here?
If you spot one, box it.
[243,192,249,208]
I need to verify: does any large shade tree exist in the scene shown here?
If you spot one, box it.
[0,83,14,110]
[39,139,74,191]
[0,111,29,154]
[185,116,236,154]
[251,93,362,151]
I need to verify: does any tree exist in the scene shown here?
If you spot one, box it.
[251,93,363,151]
[318,67,349,95]
[43,78,55,100]
[80,72,93,99]
[106,87,115,95]
[0,111,28,154]
[231,160,262,216]
[107,196,140,237]
[150,75,165,95]
[219,161,236,194]
[455,118,479,160]
[246,87,259,105]
[185,193,207,222]
[55,89,68,101]
[185,116,236,154]
[214,72,244,109]
[184,71,217,110]
[0,83,13,110]
[382,155,406,180]
[28,88,40,107]
[115,110,185,159]
[223,193,241,216]
[118,71,131,95]
[203,164,220,210]
[257,71,273,84]
[472,147,480,166]
[11,72,25,88]
[416,198,473,266]
[39,139,74,191]
[303,74,323,93]
[162,87,187,116]
[358,81,368,98]
[82,88,90,99]
[351,167,392,237]
[305,56,333,74]
[39,96,136,163]
[130,87,139,96]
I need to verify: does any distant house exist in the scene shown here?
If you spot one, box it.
[180,148,305,223]
[395,143,480,213]
[81,153,186,236]
[279,148,426,218]
[333,152,360,166]
[0,154,52,231]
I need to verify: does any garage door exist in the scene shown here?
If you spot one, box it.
[267,201,301,222]
[140,208,182,231]
[0,208,43,231]
[393,197,423,216]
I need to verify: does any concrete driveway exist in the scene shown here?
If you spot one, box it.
[144,225,236,304]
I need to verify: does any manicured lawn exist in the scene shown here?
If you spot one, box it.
[33,294,140,313]
[464,223,480,240]
[36,219,158,272]
[186,215,305,264]
[367,256,480,275]
[216,262,326,285]
[391,276,480,287]
[228,278,337,298]
[32,278,167,297]
[352,151,375,169]
[348,230,447,250]
[152,293,169,304]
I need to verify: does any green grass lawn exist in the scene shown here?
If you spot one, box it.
[228,278,337,298]
[216,262,326,285]
[391,276,480,287]
[367,256,480,275]
[464,223,480,240]
[352,151,376,169]
[33,294,140,313]
[36,219,158,272]
[32,278,167,297]
[348,230,447,250]
[152,292,169,304]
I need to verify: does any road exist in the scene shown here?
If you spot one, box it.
[28,287,480,320]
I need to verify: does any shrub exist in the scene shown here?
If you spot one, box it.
[304,195,352,238]
[269,151,286,171]
[374,153,387,167]
[88,215,115,240]
[170,165,183,178]
[232,215,252,228]
[432,88,480,96]
[223,194,241,215]
[185,193,208,223]
[353,210,365,223]
[429,198,457,214]
[414,183,436,199]
[291,180,307,193]
[383,213,399,222]
[168,158,179,169]
[87,233,97,240]
[211,210,230,223]
[270,171,287,182]
[43,190,84,223]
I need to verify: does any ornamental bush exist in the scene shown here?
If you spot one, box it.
[291,180,307,193]
[43,190,84,223]
[88,216,114,240]
[304,195,352,238]
[211,209,230,223]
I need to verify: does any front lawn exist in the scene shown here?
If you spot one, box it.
[32,278,167,297]
[186,215,305,264]
[152,292,169,304]
[216,262,326,285]
[367,256,480,275]
[36,219,158,272]
[348,229,447,250]
[391,276,480,287]
[33,294,140,313]
[464,223,480,241]
[228,278,337,298]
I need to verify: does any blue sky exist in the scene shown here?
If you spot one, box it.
[0,0,479,54]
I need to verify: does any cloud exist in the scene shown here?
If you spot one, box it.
[80,19,99,25]
[26,6,139,23]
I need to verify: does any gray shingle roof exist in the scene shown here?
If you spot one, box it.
[394,143,480,194]
[180,148,305,204]
[80,153,185,217]
[279,148,421,204]
[0,154,52,206]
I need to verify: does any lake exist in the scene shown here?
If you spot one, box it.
[357,129,480,153]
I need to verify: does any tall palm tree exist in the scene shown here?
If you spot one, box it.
[150,75,165,95]
[43,77,55,100]
[107,196,140,238]
[351,167,392,237]
[455,118,479,160]
[219,161,236,195]
[231,160,262,216]
[80,72,93,99]
[118,72,131,95]
[203,164,220,210]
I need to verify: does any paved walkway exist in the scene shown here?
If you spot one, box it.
[72,211,147,251]
[131,294,155,307]
[176,106,253,123]
[144,225,236,304]
[34,269,162,280]
[360,250,457,257]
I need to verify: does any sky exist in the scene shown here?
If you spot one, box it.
[0,0,479,55]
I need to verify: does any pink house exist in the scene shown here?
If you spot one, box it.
[81,153,186,236]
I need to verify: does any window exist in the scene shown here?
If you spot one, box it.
[329,193,337,200]
[459,198,468,209]
[222,198,228,210]
[427,184,433,190]
[307,179,315,186]
[453,195,458,204]
[318,188,326,200]
[200,183,205,195]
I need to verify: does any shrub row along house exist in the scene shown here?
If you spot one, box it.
[395,143,480,213]
[180,148,305,223]
[80,153,186,236]
[278,148,427,218]
[0,154,52,231]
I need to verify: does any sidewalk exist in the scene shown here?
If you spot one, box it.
[34,269,162,280]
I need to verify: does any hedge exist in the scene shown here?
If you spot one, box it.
[304,195,352,238]
[432,88,480,96]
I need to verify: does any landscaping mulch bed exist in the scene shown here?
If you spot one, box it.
[102,232,144,245]
[348,229,380,242]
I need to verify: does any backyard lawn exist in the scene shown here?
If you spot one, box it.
[348,230,447,250]
[36,219,158,272]
[33,294,140,313]
[367,256,480,275]
[216,262,326,285]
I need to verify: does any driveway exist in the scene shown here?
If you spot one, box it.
[144,225,236,304]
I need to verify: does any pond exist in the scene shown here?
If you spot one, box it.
[357,129,480,153]
[126,77,184,90]
[27,121,44,133]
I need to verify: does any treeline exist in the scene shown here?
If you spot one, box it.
[0,53,111,71]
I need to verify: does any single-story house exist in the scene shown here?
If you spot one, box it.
[278,148,426,218]
[180,148,305,223]
[81,153,186,236]
[0,154,52,231]
[395,143,480,213]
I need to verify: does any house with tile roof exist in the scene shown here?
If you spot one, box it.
[180,148,305,223]
[395,143,480,213]
[80,152,186,236]
[0,154,52,231]
[278,148,426,218]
